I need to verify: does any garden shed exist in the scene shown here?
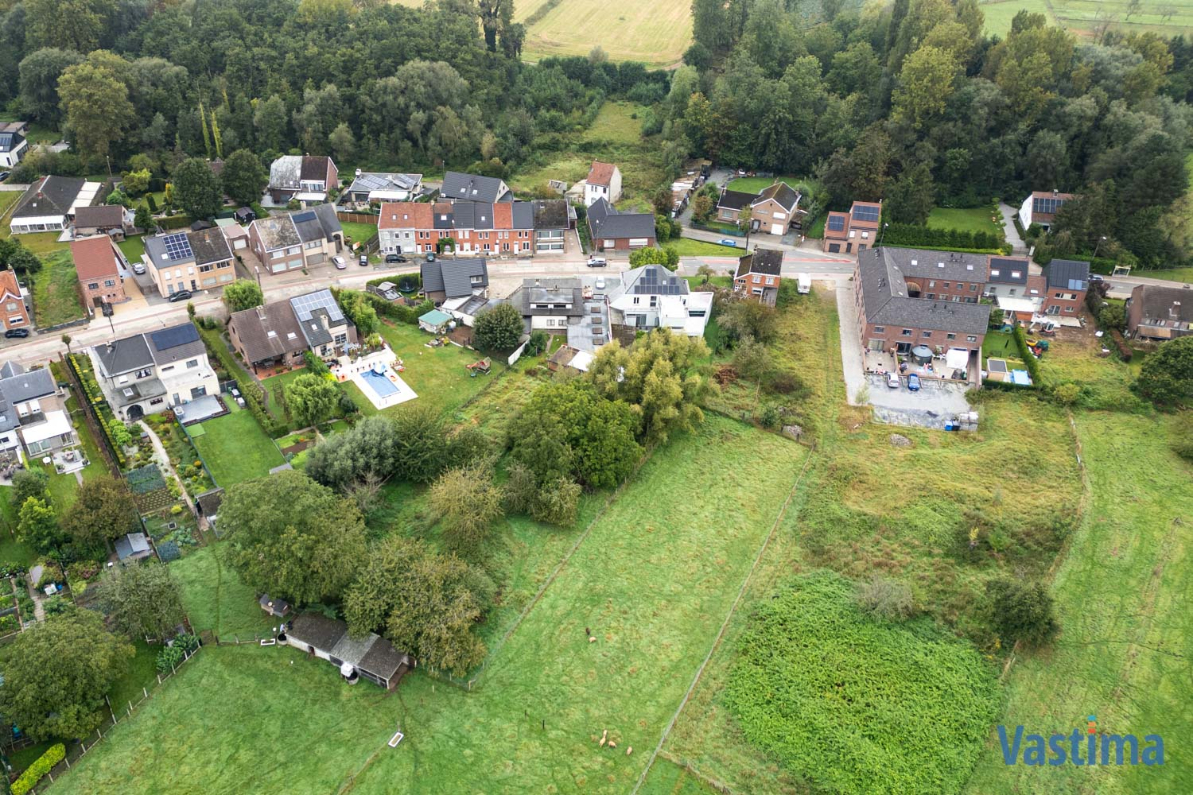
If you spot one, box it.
[287,614,413,690]
[418,309,452,334]
[115,532,153,562]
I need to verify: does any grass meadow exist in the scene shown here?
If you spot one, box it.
[190,403,286,487]
[979,0,1193,38]
[928,206,1004,237]
[32,249,87,327]
[170,544,275,639]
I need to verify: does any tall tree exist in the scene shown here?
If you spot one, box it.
[24,0,117,53]
[18,497,63,554]
[885,162,936,224]
[96,562,186,640]
[221,279,264,312]
[61,475,137,550]
[57,52,134,159]
[17,48,83,125]
[893,46,958,129]
[171,157,223,220]
[429,462,505,558]
[0,609,133,741]
[220,149,267,206]
[221,470,367,604]
[286,373,339,429]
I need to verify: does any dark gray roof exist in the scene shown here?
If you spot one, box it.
[290,289,348,348]
[532,200,568,229]
[147,323,206,367]
[291,210,325,243]
[717,189,755,212]
[0,393,17,433]
[359,638,411,679]
[144,232,195,270]
[858,248,991,335]
[0,132,24,153]
[115,532,151,560]
[587,198,655,240]
[756,182,800,211]
[0,367,55,404]
[13,176,86,220]
[1130,284,1193,324]
[0,361,24,379]
[94,334,155,376]
[508,278,585,317]
[301,156,333,182]
[879,247,989,283]
[736,248,783,278]
[423,258,488,299]
[313,203,342,238]
[187,227,233,266]
[986,257,1030,285]
[346,172,421,195]
[74,205,124,228]
[230,302,307,363]
[442,171,509,203]
[196,488,223,519]
[289,613,347,651]
[1044,259,1090,291]
[110,377,166,407]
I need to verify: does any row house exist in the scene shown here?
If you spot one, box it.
[441,171,511,203]
[983,255,1088,322]
[0,361,78,460]
[142,227,237,297]
[90,323,219,420]
[248,204,344,274]
[853,247,992,358]
[822,200,882,254]
[378,200,571,256]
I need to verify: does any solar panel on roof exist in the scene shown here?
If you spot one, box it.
[827,215,846,231]
[1033,197,1064,215]
[852,205,880,222]
[293,211,316,222]
[150,323,200,351]
[162,233,193,261]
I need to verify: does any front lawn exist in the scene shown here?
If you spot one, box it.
[667,238,744,257]
[726,175,802,194]
[32,249,87,327]
[190,404,285,487]
[927,207,1003,237]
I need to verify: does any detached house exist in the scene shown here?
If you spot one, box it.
[290,289,357,359]
[1019,190,1072,231]
[91,323,218,420]
[227,301,308,373]
[0,270,30,334]
[586,198,656,252]
[142,227,237,297]
[267,155,338,205]
[0,130,28,169]
[853,247,991,358]
[823,200,882,253]
[608,265,712,337]
[441,171,511,203]
[342,171,423,205]
[733,248,784,306]
[716,182,802,236]
[73,205,133,241]
[71,235,129,311]
[0,362,77,459]
[248,205,344,274]
[1127,284,1193,341]
[8,176,101,236]
[421,258,489,304]
[583,161,622,207]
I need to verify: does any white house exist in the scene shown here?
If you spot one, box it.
[0,131,28,169]
[607,265,711,337]
[90,323,219,420]
[584,161,622,207]
[0,362,78,459]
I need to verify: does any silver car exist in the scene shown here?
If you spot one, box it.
[332,256,347,270]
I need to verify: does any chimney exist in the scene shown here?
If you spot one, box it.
[1053,189,1059,196]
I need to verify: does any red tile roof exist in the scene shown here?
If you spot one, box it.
[70,235,121,281]
[492,203,513,229]
[0,269,22,302]
[587,161,617,187]
[379,202,432,230]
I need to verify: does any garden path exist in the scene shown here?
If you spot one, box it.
[999,202,1028,254]
[138,421,196,516]
[25,566,46,622]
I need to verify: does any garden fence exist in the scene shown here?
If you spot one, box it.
[335,211,379,225]
[61,354,122,476]
[25,645,204,794]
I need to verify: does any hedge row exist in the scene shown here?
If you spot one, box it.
[195,324,289,436]
[347,289,432,326]
[1109,329,1133,361]
[1012,325,1041,384]
[11,743,65,795]
[882,223,1006,252]
[157,214,194,230]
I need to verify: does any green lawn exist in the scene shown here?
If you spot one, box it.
[1134,267,1193,283]
[8,231,65,256]
[928,206,1003,237]
[169,543,274,639]
[190,404,285,487]
[32,249,87,327]
[981,330,1017,359]
[340,221,378,246]
[725,175,802,194]
[116,234,146,266]
[107,639,160,713]
[966,413,1193,794]
[581,101,649,145]
[0,190,20,219]
[372,321,506,418]
[667,238,744,257]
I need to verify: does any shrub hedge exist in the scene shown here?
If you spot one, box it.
[1109,329,1133,361]
[1012,325,1041,384]
[194,323,289,436]
[11,743,65,795]
[882,222,1005,252]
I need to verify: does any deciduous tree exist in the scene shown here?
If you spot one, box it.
[1134,335,1193,406]
[61,475,138,550]
[57,52,135,159]
[473,302,523,351]
[429,462,504,558]
[171,157,223,220]
[96,561,186,640]
[286,373,339,429]
[220,149,267,206]
[18,497,62,554]
[221,279,264,313]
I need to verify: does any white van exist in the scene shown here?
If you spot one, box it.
[797,274,811,294]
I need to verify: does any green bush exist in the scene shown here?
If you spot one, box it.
[882,223,1004,252]
[10,743,65,795]
[156,644,185,673]
[1012,325,1041,384]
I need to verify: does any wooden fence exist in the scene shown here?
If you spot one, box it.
[336,211,380,225]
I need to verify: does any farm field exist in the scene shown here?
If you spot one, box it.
[978,0,1193,38]
[189,403,286,487]
[966,412,1193,794]
[928,206,1003,236]
[62,415,809,793]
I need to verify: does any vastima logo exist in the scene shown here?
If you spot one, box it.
[999,715,1165,766]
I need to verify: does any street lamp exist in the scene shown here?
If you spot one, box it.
[255,265,261,289]
[877,222,889,248]
[1093,235,1107,259]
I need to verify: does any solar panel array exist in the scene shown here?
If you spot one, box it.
[633,266,685,295]
[1033,197,1064,215]
[827,215,846,232]
[290,290,345,324]
[292,211,317,223]
[150,323,200,351]
[852,204,880,223]
[162,233,193,262]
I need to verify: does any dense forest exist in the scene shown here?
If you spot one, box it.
[3,0,1193,266]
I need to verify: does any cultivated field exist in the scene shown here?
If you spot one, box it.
[979,0,1193,38]
[966,412,1193,794]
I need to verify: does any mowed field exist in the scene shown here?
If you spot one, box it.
[57,415,809,793]
[979,0,1193,38]
[391,0,692,66]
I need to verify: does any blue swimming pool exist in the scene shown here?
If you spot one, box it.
[360,369,399,397]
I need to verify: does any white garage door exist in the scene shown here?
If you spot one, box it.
[771,223,784,235]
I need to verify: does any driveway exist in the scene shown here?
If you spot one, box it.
[999,202,1027,255]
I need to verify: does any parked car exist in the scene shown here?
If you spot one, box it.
[359,254,369,267]
[132,262,147,275]
[1089,274,1104,283]
[886,372,900,389]
[587,256,607,267]
[4,328,29,339]
[168,290,192,303]
[595,277,606,291]
[332,255,347,270]
[426,252,436,262]
[0,172,10,183]
[717,238,738,247]
[385,253,407,264]
[101,302,114,317]
[907,373,921,391]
